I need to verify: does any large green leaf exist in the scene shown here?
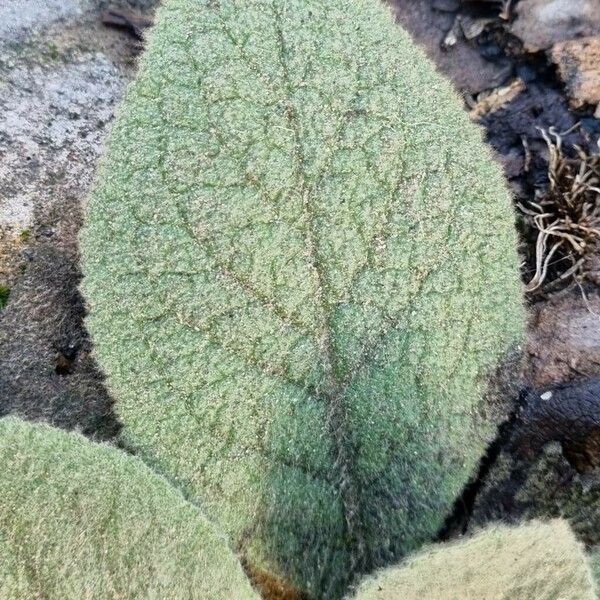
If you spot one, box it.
[354,520,597,600]
[81,0,523,596]
[0,418,258,599]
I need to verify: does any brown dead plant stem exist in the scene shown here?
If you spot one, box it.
[519,126,600,293]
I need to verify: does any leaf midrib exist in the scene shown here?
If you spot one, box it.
[145,0,419,572]
[269,0,368,573]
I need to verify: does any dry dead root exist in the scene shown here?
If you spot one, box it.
[519,125,600,293]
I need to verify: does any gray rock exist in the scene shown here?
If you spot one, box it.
[0,0,86,43]
[511,0,600,52]
[0,0,156,437]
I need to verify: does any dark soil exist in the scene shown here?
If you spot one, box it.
[0,242,120,439]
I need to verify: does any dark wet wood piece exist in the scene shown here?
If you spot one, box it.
[511,378,600,473]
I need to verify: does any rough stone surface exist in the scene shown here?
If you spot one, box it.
[0,1,157,437]
[0,56,127,231]
[0,0,157,43]
[511,0,600,52]
[551,36,600,109]
[0,0,86,43]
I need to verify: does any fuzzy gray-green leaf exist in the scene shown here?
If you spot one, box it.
[81,0,523,596]
[0,418,258,600]
[354,520,596,600]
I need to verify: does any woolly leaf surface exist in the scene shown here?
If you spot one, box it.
[81,0,523,596]
[0,417,258,600]
[590,548,600,588]
[354,520,596,600]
